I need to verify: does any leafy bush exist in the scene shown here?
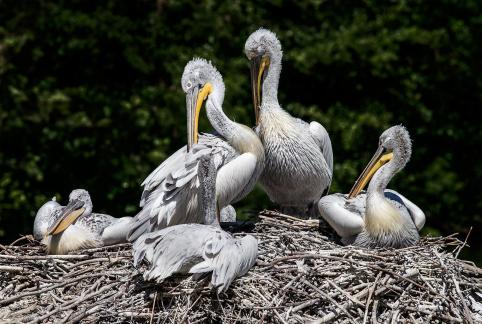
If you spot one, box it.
[1,0,480,261]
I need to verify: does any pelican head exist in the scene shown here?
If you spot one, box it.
[348,125,412,198]
[47,189,93,236]
[244,28,282,125]
[33,198,61,240]
[182,58,225,152]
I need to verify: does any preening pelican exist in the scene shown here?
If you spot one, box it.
[245,28,333,215]
[318,126,425,248]
[133,155,258,293]
[33,189,133,254]
[128,58,265,241]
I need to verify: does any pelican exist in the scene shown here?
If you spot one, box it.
[33,189,133,254]
[318,126,426,248]
[127,58,265,241]
[245,28,333,215]
[133,155,258,293]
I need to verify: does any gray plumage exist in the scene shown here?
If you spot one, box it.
[33,189,133,254]
[245,28,333,211]
[128,58,265,241]
[318,126,426,249]
[219,205,236,222]
[132,155,258,293]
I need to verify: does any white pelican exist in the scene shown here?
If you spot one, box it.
[127,58,265,241]
[318,126,426,248]
[33,189,133,254]
[133,155,258,293]
[244,28,333,215]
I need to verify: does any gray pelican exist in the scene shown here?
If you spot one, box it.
[33,189,133,254]
[318,126,426,248]
[245,28,333,215]
[133,155,258,293]
[127,58,265,241]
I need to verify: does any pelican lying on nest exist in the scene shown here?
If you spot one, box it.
[33,189,133,254]
[128,58,265,241]
[318,126,425,248]
[133,155,258,293]
[245,28,333,216]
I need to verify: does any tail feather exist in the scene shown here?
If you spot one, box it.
[208,234,258,293]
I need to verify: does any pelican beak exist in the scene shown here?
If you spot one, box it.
[46,199,85,236]
[249,55,270,126]
[347,146,394,199]
[187,83,213,152]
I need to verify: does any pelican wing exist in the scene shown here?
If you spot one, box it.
[101,216,133,245]
[190,234,258,293]
[309,121,334,176]
[128,133,237,242]
[318,193,365,239]
[133,224,257,292]
[76,213,116,237]
[215,152,259,207]
[132,224,225,281]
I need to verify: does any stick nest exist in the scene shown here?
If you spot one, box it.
[1,211,481,323]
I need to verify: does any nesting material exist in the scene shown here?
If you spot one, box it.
[1,210,481,323]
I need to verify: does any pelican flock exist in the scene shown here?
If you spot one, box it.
[33,189,133,254]
[245,28,333,216]
[30,27,430,294]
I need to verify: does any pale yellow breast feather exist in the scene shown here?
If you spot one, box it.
[365,197,404,234]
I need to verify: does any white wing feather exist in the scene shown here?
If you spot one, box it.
[127,133,237,241]
[318,193,365,238]
[215,152,258,207]
[309,121,334,177]
[133,224,258,292]
[192,234,258,293]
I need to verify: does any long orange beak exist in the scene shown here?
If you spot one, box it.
[249,55,270,126]
[46,200,85,236]
[187,83,212,152]
[347,146,394,199]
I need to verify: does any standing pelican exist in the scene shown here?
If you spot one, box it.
[133,155,258,293]
[318,126,425,248]
[128,58,265,241]
[245,28,333,215]
[33,189,133,254]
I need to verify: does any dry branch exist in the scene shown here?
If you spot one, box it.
[1,210,481,323]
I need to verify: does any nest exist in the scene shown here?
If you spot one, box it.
[1,211,481,323]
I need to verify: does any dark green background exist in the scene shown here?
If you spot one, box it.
[1,1,480,263]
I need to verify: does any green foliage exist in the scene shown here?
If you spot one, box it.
[1,1,481,260]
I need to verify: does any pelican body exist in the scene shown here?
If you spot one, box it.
[133,155,258,293]
[318,126,425,248]
[128,58,264,241]
[33,189,133,254]
[245,28,333,213]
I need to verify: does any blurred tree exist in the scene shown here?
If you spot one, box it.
[0,0,480,262]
